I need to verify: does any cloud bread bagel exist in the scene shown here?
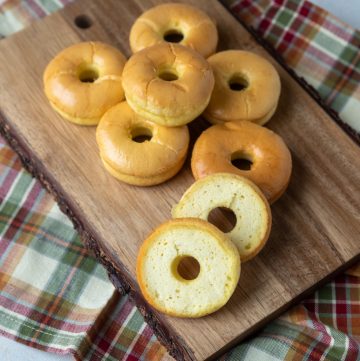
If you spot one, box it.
[122,43,215,127]
[43,41,126,125]
[191,121,292,204]
[204,50,281,125]
[129,3,218,58]
[137,218,240,317]
[96,101,189,186]
[172,173,271,261]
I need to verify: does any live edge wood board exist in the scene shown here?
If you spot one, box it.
[0,0,359,359]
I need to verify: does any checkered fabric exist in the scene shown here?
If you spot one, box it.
[220,273,360,361]
[0,1,359,361]
[0,141,167,360]
[224,0,360,134]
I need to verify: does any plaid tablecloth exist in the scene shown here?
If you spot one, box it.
[0,0,359,360]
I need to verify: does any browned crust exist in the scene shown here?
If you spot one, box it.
[43,41,126,125]
[129,3,218,57]
[122,43,215,127]
[190,121,292,205]
[100,154,187,187]
[0,112,195,361]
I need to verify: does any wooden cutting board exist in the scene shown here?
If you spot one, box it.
[0,0,359,359]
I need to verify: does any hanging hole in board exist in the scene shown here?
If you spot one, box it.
[74,15,93,29]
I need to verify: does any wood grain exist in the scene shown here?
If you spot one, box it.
[0,0,359,360]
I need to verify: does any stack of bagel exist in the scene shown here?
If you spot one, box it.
[43,3,292,318]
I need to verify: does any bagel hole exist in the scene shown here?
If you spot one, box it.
[208,207,237,233]
[163,29,184,43]
[231,152,253,171]
[131,127,153,143]
[79,66,99,83]
[74,15,93,29]
[175,256,200,281]
[232,158,252,170]
[158,70,178,81]
[228,75,248,91]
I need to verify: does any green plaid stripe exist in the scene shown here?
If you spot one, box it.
[221,274,360,361]
[78,294,165,361]
[228,0,360,133]
[0,143,112,344]
[0,142,166,359]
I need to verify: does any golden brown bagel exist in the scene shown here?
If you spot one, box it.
[130,3,218,58]
[96,101,189,186]
[43,42,126,125]
[204,50,281,125]
[191,121,292,203]
[122,43,215,127]
[137,218,240,317]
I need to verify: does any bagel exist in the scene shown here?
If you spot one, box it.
[43,41,126,125]
[191,121,292,203]
[96,101,189,186]
[122,43,214,127]
[137,218,240,317]
[129,3,218,58]
[204,50,281,125]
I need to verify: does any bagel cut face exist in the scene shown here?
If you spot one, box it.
[172,173,271,261]
[137,218,240,318]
